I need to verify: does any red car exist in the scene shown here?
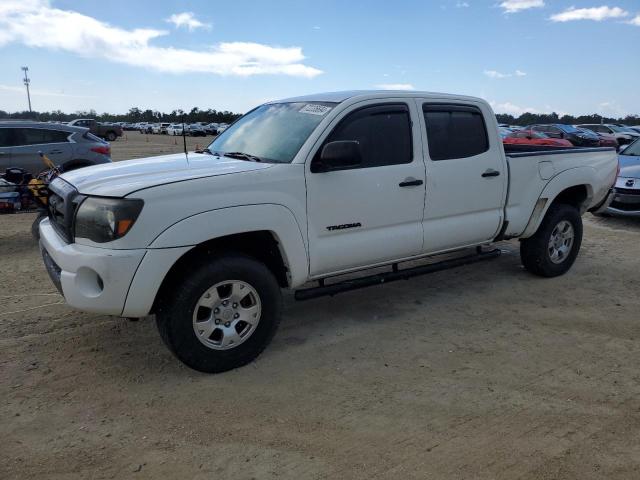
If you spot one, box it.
[503,130,573,147]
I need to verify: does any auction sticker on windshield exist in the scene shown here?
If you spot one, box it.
[299,104,332,116]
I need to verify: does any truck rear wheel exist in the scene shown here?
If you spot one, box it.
[106,131,117,141]
[156,253,282,373]
[520,203,583,277]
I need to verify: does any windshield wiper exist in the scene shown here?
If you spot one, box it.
[198,147,213,155]
[223,151,262,162]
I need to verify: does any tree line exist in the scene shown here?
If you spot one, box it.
[0,107,242,124]
[496,112,640,126]
[2,107,639,127]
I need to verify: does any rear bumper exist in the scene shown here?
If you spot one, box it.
[590,189,615,215]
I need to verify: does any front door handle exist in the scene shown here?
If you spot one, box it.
[49,150,63,155]
[399,178,424,187]
[482,169,500,178]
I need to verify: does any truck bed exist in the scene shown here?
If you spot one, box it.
[501,146,617,238]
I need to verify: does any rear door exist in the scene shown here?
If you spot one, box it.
[12,128,74,174]
[417,101,507,252]
[306,100,427,276]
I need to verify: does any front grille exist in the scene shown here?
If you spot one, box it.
[47,178,80,243]
[615,187,640,195]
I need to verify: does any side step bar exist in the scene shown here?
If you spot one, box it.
[294,248,501,301]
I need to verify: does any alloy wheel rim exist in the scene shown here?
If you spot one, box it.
[192,280,262,350]
[548,220,574,264]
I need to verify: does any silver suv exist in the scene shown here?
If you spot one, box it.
[0,121,112,175]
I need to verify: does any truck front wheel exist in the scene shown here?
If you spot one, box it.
[156,253,282,373]
[520,203,583,277]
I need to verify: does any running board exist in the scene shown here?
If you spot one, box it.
[294,248,501,301]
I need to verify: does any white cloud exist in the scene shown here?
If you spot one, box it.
[484,69,526,79]
[375,83,415,90]
[0,0,322,78]
[626,13,640,25]
[550,6,629,22]
[500,0,544,14]
[0,83,96,98]
[490,101,539,115]
[166,12,211,31]
[456,2,470,8]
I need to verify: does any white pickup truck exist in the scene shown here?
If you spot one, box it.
[39,91,617,373]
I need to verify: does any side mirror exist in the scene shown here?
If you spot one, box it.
[313,141,362,172]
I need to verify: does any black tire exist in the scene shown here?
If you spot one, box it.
[156,253,282,373]
[520,203,583,277]
[106,131,117,141]
[31,211,47,241]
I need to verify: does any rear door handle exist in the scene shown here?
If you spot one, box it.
[399,178,424,187]
[49,150,63,155]
[482,169,500,178]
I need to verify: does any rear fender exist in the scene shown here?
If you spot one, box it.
[520,167,595,238]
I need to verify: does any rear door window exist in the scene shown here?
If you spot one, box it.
[15,128,70,146]
[422,104,489,160]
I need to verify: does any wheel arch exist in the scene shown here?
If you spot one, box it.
[520,168,596,238]
[121,204,309,318]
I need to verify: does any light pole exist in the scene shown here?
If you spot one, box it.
[21,66,32,113]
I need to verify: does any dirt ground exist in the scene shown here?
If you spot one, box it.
[2,134,640,479]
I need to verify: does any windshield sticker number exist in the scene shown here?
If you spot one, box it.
[299,104,331,116]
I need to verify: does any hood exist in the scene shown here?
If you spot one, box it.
[619,154,640,179]
[61,152,274,197]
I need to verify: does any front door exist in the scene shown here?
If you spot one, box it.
[306,101,426,276]
[417,101,507,252]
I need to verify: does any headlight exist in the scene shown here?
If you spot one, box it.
[74,197,144,243]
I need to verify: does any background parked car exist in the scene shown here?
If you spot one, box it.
[187,124,207,136]
[204,123,219,135]
[0,121,112,175]
[577,124,640,146]
[216,123,229,134]
[152,123,171,134]
[503,129,573,147]
[67,118,122,142]
[604,138,640,216]
[138,123,153,134]
[167,124,185,136]
[526,124,600,147]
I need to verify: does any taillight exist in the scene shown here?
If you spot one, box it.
[91,146,111,155]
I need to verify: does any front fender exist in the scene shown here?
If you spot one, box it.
[520,167,596,238]
[149,203,309,287]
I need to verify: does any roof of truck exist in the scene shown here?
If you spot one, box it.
[273,90,485,104]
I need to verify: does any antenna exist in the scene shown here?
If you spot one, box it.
[21,66,32,113]
[182,115,189,165]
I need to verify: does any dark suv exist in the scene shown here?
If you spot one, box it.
[0,121,112,175]
[526,124,600,147]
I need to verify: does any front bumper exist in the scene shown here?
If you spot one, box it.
[607,188,640,217]
[39,218,193,317]
[39,218,146,315]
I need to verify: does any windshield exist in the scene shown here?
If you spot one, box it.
[556,124,579,133]
[207,102,337,163]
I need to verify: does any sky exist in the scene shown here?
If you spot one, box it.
[0,0,639,117]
